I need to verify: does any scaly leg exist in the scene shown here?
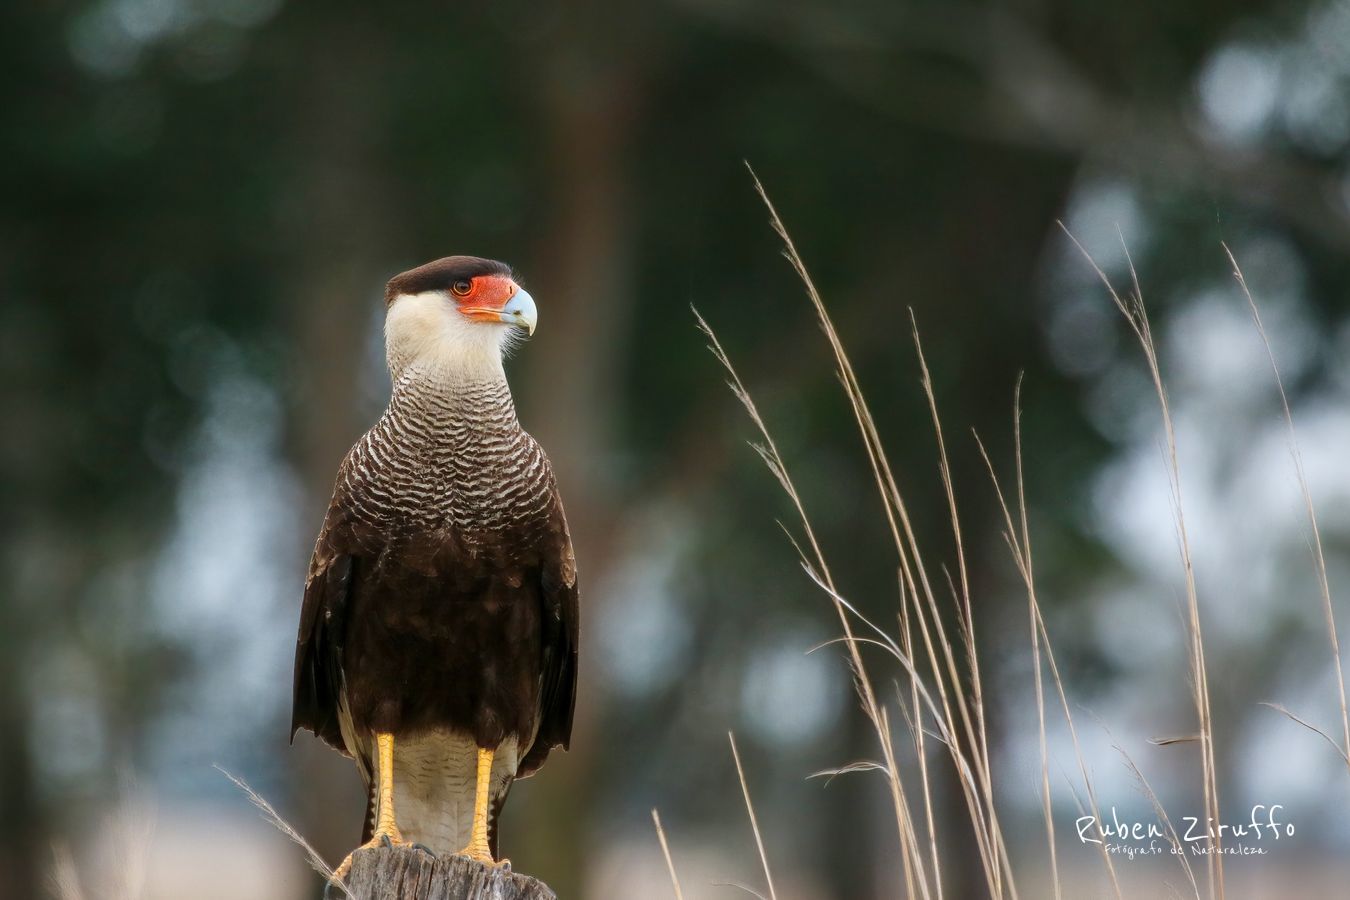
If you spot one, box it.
[331,733,407,883]
[457,747,507,866]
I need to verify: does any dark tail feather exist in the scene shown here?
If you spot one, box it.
[360,783,375,845]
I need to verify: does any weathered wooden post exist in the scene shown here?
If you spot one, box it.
[336,846,556,900]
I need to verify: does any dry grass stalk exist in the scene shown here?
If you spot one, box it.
[1259,701,1350,765]
[896,567,942,900]
[1104,729,1199,896]
[696,166,1038,898]
[1224,245,1350,772]
[972,376,1060,900]
[1059,224,1223,898]
[650,809,686,900]
[745,165,1009,896]
[705,174,1244,900]
[910,318,1017,898]
[973,417,1120,900]
[216,765,350,898]
[728,732,779,900]
[694,310,932,896]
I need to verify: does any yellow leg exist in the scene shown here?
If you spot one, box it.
[457,747,506,866]
[332,732,407,883]
[372,732,402,842]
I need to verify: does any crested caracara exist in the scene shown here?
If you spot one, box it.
[291,256,578,888]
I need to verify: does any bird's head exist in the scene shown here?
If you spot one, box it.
[383,255,537,377]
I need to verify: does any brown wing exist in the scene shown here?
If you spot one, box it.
[516,488,579,778]
[291,458,364,754]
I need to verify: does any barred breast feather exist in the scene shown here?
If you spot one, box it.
[291,361,579,856]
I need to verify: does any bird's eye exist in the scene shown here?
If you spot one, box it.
[451,279,473,297]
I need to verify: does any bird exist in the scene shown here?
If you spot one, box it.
[290,255,579,888]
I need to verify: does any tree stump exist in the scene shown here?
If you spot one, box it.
[339,846,557,900]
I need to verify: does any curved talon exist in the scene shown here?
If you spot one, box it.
[328,852,354,892]
[410,842,437,857]
[325,733,404,898]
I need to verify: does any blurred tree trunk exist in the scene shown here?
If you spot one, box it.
[508,12,652,896]
[276,6,402,869]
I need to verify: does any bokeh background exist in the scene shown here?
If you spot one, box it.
[7,0,1350,897]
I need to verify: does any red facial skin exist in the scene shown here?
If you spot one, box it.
[455,274,518,323]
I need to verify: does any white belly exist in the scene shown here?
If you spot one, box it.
[385,729,519,855]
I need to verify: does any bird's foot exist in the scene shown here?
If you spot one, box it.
[455,845,510,869]
[327,829,412,894]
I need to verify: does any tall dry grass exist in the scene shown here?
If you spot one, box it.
[655,176,1350,899]
[1224,246,1350,772]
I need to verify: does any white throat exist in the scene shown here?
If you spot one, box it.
[384,291,513,386]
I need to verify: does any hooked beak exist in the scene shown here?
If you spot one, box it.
[459,278,538,335]
[499,287,537,336]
